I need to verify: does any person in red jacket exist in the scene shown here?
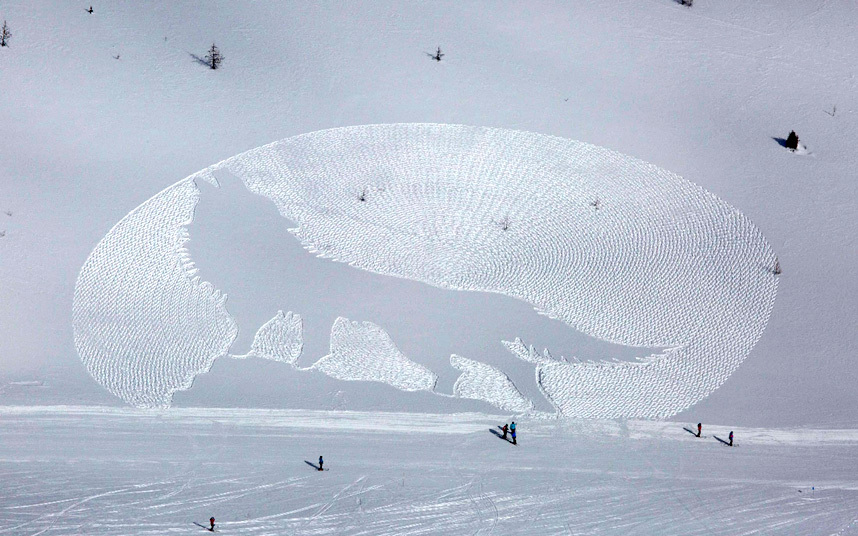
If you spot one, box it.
[697,423,702,438]
[729,431,734,447]
[209,517,215,531]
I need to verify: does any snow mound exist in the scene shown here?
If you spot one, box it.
[72,177,237,408]
[451,354,534,413]
[312,317,438,392]
[232,310,303,364]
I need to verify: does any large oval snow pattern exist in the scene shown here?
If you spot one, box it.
[73,124,778,416]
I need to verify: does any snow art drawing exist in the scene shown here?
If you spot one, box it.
[73,124,778,417]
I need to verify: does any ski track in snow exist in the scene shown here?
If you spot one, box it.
[1,408,857,536]
[72,124,778,417]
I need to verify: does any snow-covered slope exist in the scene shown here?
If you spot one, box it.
[1,1,857,427]
[72,124,777,418]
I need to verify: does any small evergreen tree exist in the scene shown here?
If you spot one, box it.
[1,21,11,47]
[205,43,223,70]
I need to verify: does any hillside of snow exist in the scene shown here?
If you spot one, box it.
[2,1,857,422]
[72,123,778,420]
[2,1,858,533]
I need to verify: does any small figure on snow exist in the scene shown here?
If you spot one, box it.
[318,455,324,471]
[729,431,734,447]
[510,421,517,445]
[209,517,215,531]
[502,423,509,440]
[697,423,702,438]
[86,6,93,14]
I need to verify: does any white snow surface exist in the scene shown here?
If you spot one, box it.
[451,354,534,413]
[4,2,858,532]
[232,310,303,364]
[72,124,777,417]
[2,406,858,536]
[313,317,437,392]
[72,178,237,408]
[1,0,857,424]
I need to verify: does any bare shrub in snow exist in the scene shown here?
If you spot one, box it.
[205,43,223,70]
[428,46,444,62]
[1,21,11,47]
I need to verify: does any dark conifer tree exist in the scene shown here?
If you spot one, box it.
[205,43,223,70]
[1,21,11,47]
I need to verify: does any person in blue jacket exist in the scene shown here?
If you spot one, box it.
[728,431,734,447]
[318,455,324,471]
[510,421,517,445]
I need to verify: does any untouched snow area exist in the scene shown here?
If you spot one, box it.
[2,407,858,536]
[2,0,858,533]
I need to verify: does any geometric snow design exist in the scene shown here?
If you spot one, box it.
[73,124,778,416]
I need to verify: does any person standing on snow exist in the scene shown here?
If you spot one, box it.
[510,421,517,445]
[729,431,733,447]
[318,455,324,471]
[697,423,702,438]
[209,517,215,531]
[502,423,509,440]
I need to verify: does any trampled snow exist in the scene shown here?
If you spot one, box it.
[312,317,437,392]
[72,178,237,408]
[73,125,777,418]
[231,310,304,364]
[2,1,858,533]
[450,354,534,413]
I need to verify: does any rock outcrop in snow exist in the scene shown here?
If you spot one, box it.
[312,317,438,392]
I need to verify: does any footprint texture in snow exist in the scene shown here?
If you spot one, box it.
[73,124,778,417]
[231,310,303,364]
[312,317,438,392]
[451,355,534,413]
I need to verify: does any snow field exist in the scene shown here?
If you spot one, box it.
[1,407,857,536]
[73,124,777,417]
